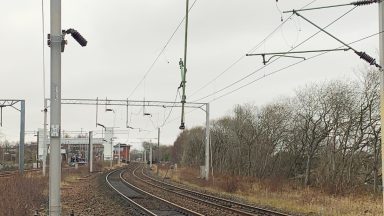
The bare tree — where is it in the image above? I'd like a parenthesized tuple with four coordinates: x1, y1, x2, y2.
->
(171, 68, 381, 193)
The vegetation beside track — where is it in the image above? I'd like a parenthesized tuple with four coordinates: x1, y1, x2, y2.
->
(155, 165, 381, 216)
(0, 172, 47, 215)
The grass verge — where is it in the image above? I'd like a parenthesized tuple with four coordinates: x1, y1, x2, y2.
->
(155, 165, 382, 216)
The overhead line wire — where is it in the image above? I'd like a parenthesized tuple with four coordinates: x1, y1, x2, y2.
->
(161, 88, 180, 127)
(189, 0, 319, 98)
(189, 16, 293, 98)
(135, 1, 321, 130)
(192, 5, 358, 102)
(209, 31, 384, 103)
(162, 0, 321, 128)
(128, 0, 198, 99)
(163, 30, 383, 128)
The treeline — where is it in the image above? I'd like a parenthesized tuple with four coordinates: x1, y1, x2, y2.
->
(172, 70, 381, 193)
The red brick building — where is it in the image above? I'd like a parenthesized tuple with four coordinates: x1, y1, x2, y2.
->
(113, 143, 130, 163)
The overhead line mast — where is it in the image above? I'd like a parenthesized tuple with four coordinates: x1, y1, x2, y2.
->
(378, 0, 384, 211)
(179, 0, 189, 130)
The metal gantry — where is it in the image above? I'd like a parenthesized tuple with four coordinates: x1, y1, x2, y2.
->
(43, 98, 211, 180)
(0, 99, 25, 175)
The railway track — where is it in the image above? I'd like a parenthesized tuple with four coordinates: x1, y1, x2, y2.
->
(106, 167, 202, 216)
(141, 166, 292, 216)
(122, 163, 292, 216)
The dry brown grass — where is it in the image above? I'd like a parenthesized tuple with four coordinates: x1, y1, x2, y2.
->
(0, 164, 119, 215)
(157, 165, 382, 216)
(0, 173, 48, 215)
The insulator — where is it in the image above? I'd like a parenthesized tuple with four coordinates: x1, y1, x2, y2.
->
(66, 28, 87, 47)
(352, 0, 379, 6)
(179, 58, 184, 68)
(71, 30, 87, 47)
(355, 51, 377, 65)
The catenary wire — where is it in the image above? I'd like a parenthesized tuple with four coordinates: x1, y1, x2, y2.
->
(163, 30, 383, 128)
(209, 31, 383, 103)
(189, 16, 293, 98)
(161, 88, 180, 127)
(189, 0, 319, 98)
(133, 0, 319, 129)
(128, 0, 198, 99)
(162, 0, 320, 127)
(192, 5, 358, 102)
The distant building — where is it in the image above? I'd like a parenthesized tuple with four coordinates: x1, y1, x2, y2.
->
(38, 128, 113, 162)
(113, 143, 131, 163)
(37, 131, 105, 163)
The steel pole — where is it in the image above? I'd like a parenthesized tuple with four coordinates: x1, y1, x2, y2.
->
(49, 0, 62, 214)
(118, 142, 121, 166)
(378, 0, 384, 211)
(205, 103, 210, 180)
(157, 127, 160, 176)
(19, 100, 25, 175)
(149, 142, 152, 168)
(89, 131, 93, 173)
(144, 150, 146, 164)
(36, 131, 39, 169)
(128, 146, 131, 162)
(110, 139, 112, 168)
(180, 0, 189, 129)
(43, 99, 47, 176)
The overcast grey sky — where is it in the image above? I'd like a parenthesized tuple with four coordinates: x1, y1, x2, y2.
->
(0, 0, 380, 150)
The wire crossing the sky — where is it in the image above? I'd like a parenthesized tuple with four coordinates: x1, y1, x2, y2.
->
(128, 0, 198, 99)
(189, 0, 319, 99)
(192, 5, 358, 103)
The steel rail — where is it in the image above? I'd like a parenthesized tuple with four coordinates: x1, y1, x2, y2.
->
(105, 169, 157, 216)
(138, 164, 292, 216)
(119, 168, 203, 216)
(107, 167, 202, 216)
(130, 164, 278, 216)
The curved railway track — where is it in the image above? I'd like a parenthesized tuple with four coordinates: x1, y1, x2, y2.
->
(106, 167, 202, 216)
(122, 163, 292, 216)
(139, 165, 291, 216)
